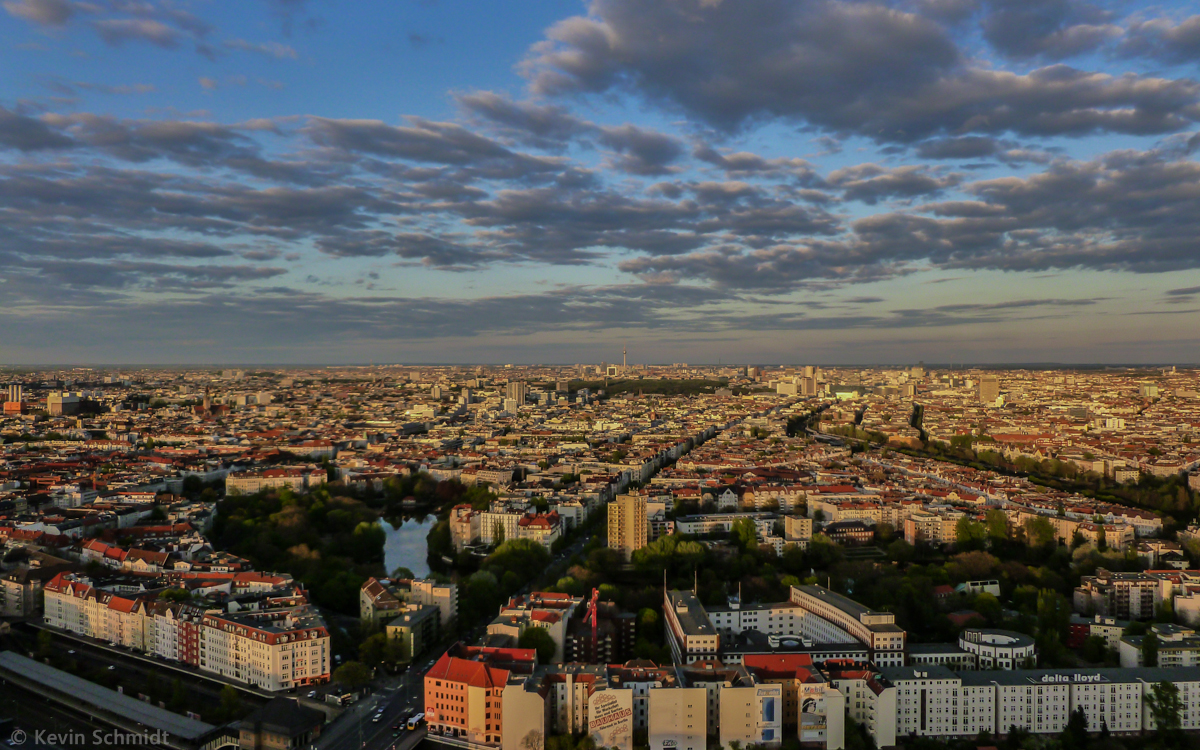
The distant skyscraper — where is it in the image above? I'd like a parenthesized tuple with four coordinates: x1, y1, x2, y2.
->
(979, 376, 1000, 403)
(6, 384, 22, 403)
(608, 494, 647, 561)
(505, 381, 527, 404)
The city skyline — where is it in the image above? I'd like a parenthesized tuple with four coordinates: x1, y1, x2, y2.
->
(3, 0, 1200, 363)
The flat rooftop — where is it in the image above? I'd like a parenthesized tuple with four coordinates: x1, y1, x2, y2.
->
(667, 589, 716, 636)
(794, 585, 905, 634)
(0, 650, 217, 741)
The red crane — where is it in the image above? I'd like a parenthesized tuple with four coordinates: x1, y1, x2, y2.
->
(585, 587, 600, 659)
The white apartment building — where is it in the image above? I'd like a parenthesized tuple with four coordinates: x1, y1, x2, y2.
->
(479, 509, 524, 545)
(43, 572, 329, 692)
(957, 629, 1037, 670)
(789, 586, 906, 666)
(664, 590, 720, 664)
(200, 609, 330, 691)
(225, 467, 327, 495)
(647, 686, 707, 750)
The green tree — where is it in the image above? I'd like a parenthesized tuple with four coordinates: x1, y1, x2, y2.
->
(333, 660, 372, 689)
(360, 632, 404, 668)
(1142, 630, 1159, 667)
(493, 520, 506, 546)
(1024, 516, 1056, 548)
(1036, 589, 1070, 665)
(731, 518, 759, 550)
(169, 678, 187, 712)
(218, 685, 243, 721)
(518, 626, 558, 664)
(955, 517, 987, 550)
(1061, 706, 1088, 750)
(36, 629, 54, 659)
(1145, 680, 1183, 746)
(984, 509, 1008, 543)
(1081, 635, 1108, 663)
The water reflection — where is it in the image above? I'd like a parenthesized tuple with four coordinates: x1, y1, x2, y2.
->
(381, 515, 435, 578)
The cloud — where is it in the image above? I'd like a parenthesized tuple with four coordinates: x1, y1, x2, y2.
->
(520, 0, 1200, 141)
(978, 0, 1119, 60)
(914, 136, 999, 160)
(457, 90, 590, 149)
(827, 163, 961, 204)
(3, 0, 74, 26)
(693, 144, 821, 181)
(458, 90, 682, 174)
(408, 32, 443, 48)
(1167, 285, 1200, 296)
(223, 38, 298, 59)
(594, 124, 683, 175)
(0, 106, 74, 150)
(1120, 16, 1200, 65)
(93, 18, 180, 48)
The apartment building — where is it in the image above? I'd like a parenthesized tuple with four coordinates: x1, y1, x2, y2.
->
(360, 576, 458, 634)
(479, 508, 524, 546)
(44, 572, 330, 691)
(225, 467, 327, 495)
(607, 493, 647, 561)
(199, 608, 330, 691)
(664, 590, 721, 665)
(490, 592, 582, 663)
(647, 686, 707, 750)
(957, 629, 1037, 670)
(425, 645, 538, 748)
(789, 586, 906, 667)
(1074, 568, 1161, 620)
(1120, 623, 1200, 668)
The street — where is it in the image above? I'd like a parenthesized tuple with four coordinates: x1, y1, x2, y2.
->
(317, 660, 428, 750)
(316, 527, 594, 750)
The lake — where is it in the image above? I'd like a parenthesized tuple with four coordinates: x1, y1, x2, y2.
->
(381, 516, 436, 578)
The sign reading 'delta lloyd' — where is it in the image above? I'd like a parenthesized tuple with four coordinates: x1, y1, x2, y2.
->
(1026, 673, 1112, 684)
(589, 689, 634, 750)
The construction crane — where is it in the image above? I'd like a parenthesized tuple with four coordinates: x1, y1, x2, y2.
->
(585, 587, 600, 659)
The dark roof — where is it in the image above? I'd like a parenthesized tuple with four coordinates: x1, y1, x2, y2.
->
(238, 698, 323, 738)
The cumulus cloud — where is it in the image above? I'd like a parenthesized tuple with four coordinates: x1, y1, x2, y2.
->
(827, 163, 962, 204)
(520, 0, 1199, 141)
(978, 0, 1120, 60)
(1120, 15, 1200, 65)
(0, 106, 74, 150)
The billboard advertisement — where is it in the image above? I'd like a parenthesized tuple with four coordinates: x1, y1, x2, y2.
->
(589, 689, 634, 750)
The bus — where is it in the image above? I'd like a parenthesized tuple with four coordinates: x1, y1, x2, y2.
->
(406, 713, 425, 731)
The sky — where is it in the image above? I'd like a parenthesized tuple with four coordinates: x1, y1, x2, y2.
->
(2, 0, 1200, 365)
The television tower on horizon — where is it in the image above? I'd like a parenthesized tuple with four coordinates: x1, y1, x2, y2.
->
(623, 344, 627, 372)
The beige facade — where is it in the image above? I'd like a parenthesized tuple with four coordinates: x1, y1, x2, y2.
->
(648, 686, 706, 750)
(718, 681, 783, 749)
(607, 494, 647, 561)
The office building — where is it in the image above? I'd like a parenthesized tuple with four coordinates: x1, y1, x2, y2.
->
(6, 384, 22, 403)
(957, 629, 1037, 669)
(789, 586, 906, 666)
(978, 376, 1000, 403)
(506, 381, 528, 405)
(607, 493, 647, 561)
